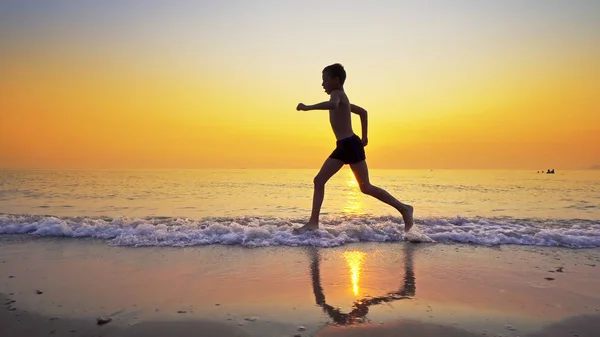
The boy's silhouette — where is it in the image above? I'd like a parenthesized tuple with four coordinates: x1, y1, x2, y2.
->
(295, 63, 413, 233)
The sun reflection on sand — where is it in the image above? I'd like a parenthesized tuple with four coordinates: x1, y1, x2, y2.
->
(343, 171, 364, 215)
(343, 251, 366, 296)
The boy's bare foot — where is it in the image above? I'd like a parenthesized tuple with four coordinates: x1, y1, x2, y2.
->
(293, 222, 319, 234)
(400, 205, 414, 232)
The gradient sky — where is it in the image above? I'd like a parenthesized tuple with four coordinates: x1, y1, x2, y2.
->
(1, 0, 599, 169)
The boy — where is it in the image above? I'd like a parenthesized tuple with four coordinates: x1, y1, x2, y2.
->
(294, 63, 414, 233)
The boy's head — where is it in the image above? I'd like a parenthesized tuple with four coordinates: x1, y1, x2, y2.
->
(322, 63, 346, 94)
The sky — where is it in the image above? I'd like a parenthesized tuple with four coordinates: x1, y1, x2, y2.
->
(1, 0, 599, 169)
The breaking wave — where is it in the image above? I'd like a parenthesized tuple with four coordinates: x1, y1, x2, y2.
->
(1, 213, 599, 248)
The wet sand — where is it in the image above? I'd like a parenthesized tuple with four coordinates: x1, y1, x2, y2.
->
(1, 235, 600, 336)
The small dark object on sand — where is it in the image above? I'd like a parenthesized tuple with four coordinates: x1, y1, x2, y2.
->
(545, 277, 555, 281)
(96, 317, 112, 325)
(36, 290, 43, 294)
(556, 267, 564, 272)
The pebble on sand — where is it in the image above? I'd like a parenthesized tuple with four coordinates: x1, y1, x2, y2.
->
(96, 317, 112, 325)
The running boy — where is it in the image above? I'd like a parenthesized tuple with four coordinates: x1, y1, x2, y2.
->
(294, 63, 414, 233)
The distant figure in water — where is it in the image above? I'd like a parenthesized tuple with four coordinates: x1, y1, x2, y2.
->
(294, 63, 414, 233)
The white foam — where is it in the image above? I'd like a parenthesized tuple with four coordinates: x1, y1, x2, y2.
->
(0, 214, 599, 248)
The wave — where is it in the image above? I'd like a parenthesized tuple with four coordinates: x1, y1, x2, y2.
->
(1, 213, 599, 248)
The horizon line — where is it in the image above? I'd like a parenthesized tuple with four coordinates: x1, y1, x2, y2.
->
(0, 167, 596, 171)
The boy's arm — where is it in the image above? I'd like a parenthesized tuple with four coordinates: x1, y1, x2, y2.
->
(351, 104, 368, 144)
(297, 91, 341, 111)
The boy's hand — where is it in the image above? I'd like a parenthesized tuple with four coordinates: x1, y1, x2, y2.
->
(361, 136, 368, 147)
(296, 103, 308, 111)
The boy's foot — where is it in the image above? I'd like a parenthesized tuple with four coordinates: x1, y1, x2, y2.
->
(400, 205, 414, 232)
(293, 222, 319, 234)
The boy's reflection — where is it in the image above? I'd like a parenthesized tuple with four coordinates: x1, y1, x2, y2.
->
(309, 244, 416, 325)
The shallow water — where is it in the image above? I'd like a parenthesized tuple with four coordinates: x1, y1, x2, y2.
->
(1, 169, 599, 247)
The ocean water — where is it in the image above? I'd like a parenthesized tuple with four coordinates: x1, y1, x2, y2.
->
(0, 169, 599, 248)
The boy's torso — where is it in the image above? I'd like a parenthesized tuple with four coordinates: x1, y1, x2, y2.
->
(329, 90, 354, 140)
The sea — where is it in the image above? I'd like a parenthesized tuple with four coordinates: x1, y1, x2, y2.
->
(0, 169, 599, 248)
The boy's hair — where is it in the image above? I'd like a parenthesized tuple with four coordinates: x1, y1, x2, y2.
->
(323, 63, 346, 85)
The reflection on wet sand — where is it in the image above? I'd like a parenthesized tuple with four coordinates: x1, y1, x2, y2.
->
(309, 244, 416, 325)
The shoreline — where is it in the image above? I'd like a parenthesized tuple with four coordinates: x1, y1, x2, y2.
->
(1, 237, 600, 336)
(4, 292, 600, 337)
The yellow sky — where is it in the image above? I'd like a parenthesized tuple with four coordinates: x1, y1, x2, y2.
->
(1, 1, 599, 169)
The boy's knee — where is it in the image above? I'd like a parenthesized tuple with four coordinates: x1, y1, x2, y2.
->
(359, 183, 374, 194)
(314, 176, 326, 187)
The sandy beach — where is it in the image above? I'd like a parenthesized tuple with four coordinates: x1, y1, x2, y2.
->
(2, 236, 600, 337)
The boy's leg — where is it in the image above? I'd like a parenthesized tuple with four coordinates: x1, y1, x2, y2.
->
(349, 160, 414, 232)
(295, 157, 344, 232)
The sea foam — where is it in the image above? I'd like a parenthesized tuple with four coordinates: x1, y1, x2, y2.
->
(1, 213, 599, 248)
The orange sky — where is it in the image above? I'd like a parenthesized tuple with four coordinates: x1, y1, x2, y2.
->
(1, 1, 599, 169)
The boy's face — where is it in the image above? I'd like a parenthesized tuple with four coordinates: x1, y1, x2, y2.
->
(322, 72, 339, 94)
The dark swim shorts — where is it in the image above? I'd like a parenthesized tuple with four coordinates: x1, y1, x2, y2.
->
(329, 134, 366, 164)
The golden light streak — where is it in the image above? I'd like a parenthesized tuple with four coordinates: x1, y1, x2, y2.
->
(343, 251, 366, 296)
(343, 172, 364, 215)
